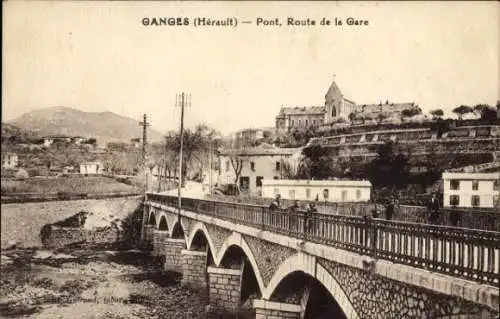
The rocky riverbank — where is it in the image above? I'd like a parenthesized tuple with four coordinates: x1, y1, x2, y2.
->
(0, 247, 211, 318)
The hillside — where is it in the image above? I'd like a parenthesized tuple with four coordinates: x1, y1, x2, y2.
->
(8, 106, 164, 144)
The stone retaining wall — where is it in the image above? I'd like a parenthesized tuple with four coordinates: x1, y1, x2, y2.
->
(42, 225, 123, 248)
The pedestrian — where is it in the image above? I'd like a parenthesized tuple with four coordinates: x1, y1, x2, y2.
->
(427, 193, 440, 224)
(269, 194, 281, 226)
(269, 194, 281, 211)
(385, 197, 395, 220)
(288, 200, 300, 232)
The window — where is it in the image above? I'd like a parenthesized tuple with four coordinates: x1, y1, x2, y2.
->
(276, 161, 281, 171)
(305, 188, 311, 199)
(250, 162, 255, 172)
(450, 180, 460, 190)
(494, 195, 499, 207)
(305, 120, 308, 126)
(341, 190, 348, 201)
(298, 120, 302, 126)
(471, 195, 480, 207)
(273, 176, 279, 180)
(472, 180, 479, 191)
(291, 120, 295, 126)
(256, 176, 263, 187)
(356, 189, 361, 200)
(313, 120, 316, 125)
(289, 190, 295, 199)
(323, 189, 329, 200)
(239, 176, 250, 191)
(226, 160, 230, 172)
(494, 180, 499, 191)
(449, 195, 459, 206)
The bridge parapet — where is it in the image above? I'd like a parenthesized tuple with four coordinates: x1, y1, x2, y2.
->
(146, 193, 500, 286)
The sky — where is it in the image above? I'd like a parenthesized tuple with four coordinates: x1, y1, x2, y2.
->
(3, 1, 499, 135)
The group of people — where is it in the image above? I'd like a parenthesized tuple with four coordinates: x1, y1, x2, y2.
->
(269, 194, 317, 237)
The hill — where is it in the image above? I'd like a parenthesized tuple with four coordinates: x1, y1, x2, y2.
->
(8, 106, 164, 144)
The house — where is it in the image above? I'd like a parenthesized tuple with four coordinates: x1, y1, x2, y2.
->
(442, 172, 500, 208)
(1, 152, 18, 169)
(261, 179, 372, 203)
(217, 143, 301, 195)
(79, 161, 104, 175)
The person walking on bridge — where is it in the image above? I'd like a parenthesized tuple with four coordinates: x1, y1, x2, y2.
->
(427, 193, 440, 224)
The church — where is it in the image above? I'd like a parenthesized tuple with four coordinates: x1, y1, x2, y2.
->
(275, 77, 419, 133)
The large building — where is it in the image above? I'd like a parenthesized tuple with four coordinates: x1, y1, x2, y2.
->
(275, 106, 325, 134)
(217, 143, 300, 195)
(442, 172, 499, 208)
(275, 77, 421, 130)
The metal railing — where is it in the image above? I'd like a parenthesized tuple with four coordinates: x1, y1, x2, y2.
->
(146, 193, 500, 286)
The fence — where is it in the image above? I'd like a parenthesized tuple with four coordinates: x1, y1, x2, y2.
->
(146, 193, 500, 286)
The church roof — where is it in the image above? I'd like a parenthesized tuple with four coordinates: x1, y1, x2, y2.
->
(278, 106, 325, 116)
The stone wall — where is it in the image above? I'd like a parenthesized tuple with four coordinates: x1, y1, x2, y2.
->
(41, 226, 87, 248)
(207, 267, 242, 312)
(152, 230, 169, 256)
(85, 227, 122, 244)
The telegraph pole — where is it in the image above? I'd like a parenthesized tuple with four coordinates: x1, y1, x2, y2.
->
(139, 114, 150, 192)
(176, 92, 190, 214)
(139, 114, 150, 167)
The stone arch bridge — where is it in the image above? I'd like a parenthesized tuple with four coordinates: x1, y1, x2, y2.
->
(142, 194, 499, 319)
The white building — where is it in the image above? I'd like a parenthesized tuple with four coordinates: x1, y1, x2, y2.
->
(217, 143, 300, 195)
(1, 152, 18, 169)
(261, 179, 372, 203)
(79, 161, 104, 175)
(442, 172, 500, 209)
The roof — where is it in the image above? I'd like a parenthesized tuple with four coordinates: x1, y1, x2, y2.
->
(219, 143, 300, 156)
(277, 106, 325, 116)
(442, 172, 499, 180)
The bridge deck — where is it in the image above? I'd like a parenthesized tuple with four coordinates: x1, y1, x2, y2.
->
(146, 193, 500, 286)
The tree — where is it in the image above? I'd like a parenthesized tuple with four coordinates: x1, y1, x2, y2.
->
(296, 145, 335, 180)
(473, 104, 498, 123)
(348, 112, 356, 125)
(452, 105, 474, 120)
(401, 108, 421, 118)
(430, 109, 444, 120)
(229, 156, 245, 184)
(366, 141, 410, 191)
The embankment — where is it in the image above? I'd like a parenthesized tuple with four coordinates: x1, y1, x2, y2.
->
(0, 196, 142, 249)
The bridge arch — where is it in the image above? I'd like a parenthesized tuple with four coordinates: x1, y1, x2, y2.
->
(265, 254, 359, 319)
(171, 220, 186, 240)
(148, 209, 157, 227)
(186, 222, 217, 257)
(158, 215, 168, 231)
(215, 233, 265, 298)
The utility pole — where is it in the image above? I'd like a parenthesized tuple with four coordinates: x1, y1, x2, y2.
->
(176, 92, 190, 214)
(209, 140, 213, 196)
(139, 114, 150, 191)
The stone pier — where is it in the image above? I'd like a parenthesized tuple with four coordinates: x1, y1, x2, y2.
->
(253, 300, 301, 319)
(180, 249, 208, 289)
(207, 266, 242, 312)
(152, 230, 169, 256)
(163, 238, 186, 272)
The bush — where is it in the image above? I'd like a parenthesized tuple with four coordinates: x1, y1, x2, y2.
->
(15, 168, 29, 180)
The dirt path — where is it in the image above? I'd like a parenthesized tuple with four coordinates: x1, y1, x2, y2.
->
(0, 247, 208, 318)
